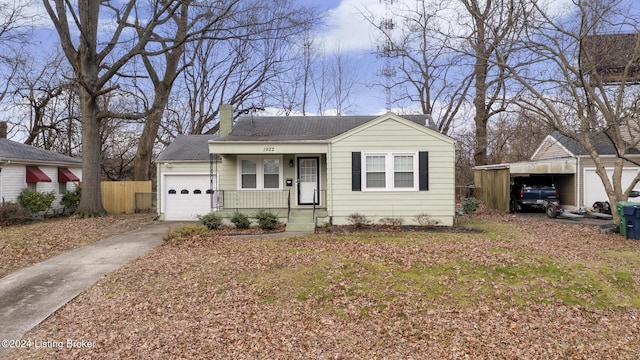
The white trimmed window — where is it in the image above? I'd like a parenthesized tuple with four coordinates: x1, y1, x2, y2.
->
(239, 156, 282, 190)
(363, 152, 418, 191)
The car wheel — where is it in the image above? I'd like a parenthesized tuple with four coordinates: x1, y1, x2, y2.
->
(546, 203, 558, 218)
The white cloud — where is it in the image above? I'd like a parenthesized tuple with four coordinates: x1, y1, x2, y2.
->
(316, 0, 578, 54)
(316, 0, 386, 53)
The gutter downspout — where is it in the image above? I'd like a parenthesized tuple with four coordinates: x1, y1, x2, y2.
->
(0, 159, 9, 205)
(328, 142, 333, 224)
(577, 156, 581, 208)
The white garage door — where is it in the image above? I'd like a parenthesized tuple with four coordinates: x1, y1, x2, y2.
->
(164, 174, 217, 221)
(583, 168, 640, 206)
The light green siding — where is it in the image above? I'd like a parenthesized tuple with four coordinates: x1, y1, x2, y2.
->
(328, 118, 455, 226)
(218, 154, 327, 212)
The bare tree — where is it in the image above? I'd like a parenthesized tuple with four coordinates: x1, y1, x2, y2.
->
(507, 0, 640, 224)
(133, 0, 317, 169)
(159, 0, 316, 137)
(101, 118, 140, 181)
(364, 0, 472, 133)
(43, 1, 263, 215)
(12, 53, 77, 150)
(0, 0, 32, 112)
(457, 0, 533, 166)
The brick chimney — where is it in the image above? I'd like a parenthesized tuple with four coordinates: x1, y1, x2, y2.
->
(219, 104, 233, 137)
(0, 121, 6, 139)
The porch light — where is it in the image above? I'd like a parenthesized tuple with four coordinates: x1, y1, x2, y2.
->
(289, 159, 294, 168)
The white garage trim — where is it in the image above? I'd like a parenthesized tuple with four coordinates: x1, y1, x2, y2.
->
(162, 172, 218, 221)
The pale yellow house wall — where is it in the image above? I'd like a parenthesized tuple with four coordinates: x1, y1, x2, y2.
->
(328, 118, 455, 226)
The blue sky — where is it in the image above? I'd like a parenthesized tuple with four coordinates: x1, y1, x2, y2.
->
(15, 0, 640, 119)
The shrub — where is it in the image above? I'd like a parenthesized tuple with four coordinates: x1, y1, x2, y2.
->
(461, 197, 483, 214)
(17, 189, 56, 215)
(346, 213, 371, 228)
(60, 186, 81, 213)
(0, 202, 33, 226)
(198, 212, 223, 229)
(164, 224, 208, 244)
(414, 213, 441, 226)
(231, 211, 251, 229)
(254, 209, 280, 230)
(379, 217, 404, 228)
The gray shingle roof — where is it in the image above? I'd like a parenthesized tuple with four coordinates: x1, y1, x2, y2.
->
(552, 131, 640, 155)
(218, 114, 434, 141)
(157, 134, 220, 161)
(0, 138, 81, 165)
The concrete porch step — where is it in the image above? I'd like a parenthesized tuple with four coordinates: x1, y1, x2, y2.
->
(286, 210, 315, 232)
(285, 222, 316, 232)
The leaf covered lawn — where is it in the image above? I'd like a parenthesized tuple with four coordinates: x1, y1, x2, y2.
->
(0, 214, 155, 278)
(8, 213, 640, 359)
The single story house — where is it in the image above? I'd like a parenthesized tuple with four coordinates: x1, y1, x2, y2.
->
(157, 107, 456, 230)
(0, 122, 81, 207)
(474, 131, 640, 212)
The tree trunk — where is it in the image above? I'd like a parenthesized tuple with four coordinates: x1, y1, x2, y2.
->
(75, 86, 107, 216)
(74, 0, 106, 217)
(133, 97, 165, 181)
(473, 57, 489, 166)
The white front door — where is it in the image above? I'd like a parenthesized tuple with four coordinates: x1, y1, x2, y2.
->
(298, 157, 319, 205)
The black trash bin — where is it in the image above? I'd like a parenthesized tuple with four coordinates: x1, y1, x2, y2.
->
(623, 205, 640, 240)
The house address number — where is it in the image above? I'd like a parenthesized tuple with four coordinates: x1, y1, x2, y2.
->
(264, 147, 275, 152)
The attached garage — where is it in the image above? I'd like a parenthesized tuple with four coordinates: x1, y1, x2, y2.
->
(156, 135, 220, 221)
(162, 174, 217, 221)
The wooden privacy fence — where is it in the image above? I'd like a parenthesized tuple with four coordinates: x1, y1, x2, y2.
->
(101, 181, 152, 214)
(473, 168, 510, 212)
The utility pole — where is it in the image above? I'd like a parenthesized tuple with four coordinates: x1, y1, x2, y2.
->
(377, 0, 397, 112)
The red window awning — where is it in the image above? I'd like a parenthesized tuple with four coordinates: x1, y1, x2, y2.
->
(58, 167, 80, 182)
(26, 166, 52, 183)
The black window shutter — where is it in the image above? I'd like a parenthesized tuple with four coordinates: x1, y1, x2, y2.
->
(419, 151, 429, 191)
(352, 152, 361, 191)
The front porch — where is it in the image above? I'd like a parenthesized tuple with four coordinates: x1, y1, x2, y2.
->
(214, 190, 328, 232)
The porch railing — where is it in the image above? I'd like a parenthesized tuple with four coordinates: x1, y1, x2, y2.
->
(313, 190, 327, 220)
(218, 190, 290, 211)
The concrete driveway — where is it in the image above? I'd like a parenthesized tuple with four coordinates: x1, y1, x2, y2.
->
(0, 222, 177, 358)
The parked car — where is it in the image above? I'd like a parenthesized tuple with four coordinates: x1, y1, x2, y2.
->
(510, 184, 559, 212)
(592, 189, 640, 215)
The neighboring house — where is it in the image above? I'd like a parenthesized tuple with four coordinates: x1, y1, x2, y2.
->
(475, 131, 640, 212)
(157, 107, 456, 229)
(0, 122, 82, 207)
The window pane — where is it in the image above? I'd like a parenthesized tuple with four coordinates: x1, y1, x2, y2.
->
(264, 174, 279, 188)
(366, 172, 385, 188)
(263, 159, 279, 174)
(394, 155, 414, 188)
(394, 155, 413, 171)
(394, 172, 414, 187)
(263, 159, 280, 188)
(242, 174, 257, 188)
(366, 155, 386, 188)
(242, 159, 256, 173)
(241, 159, 257, 189)
(366, 156, 385, 171)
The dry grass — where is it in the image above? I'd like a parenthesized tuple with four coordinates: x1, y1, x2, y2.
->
(7, 213, 640, 359)
(0, 214, 156, 278)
